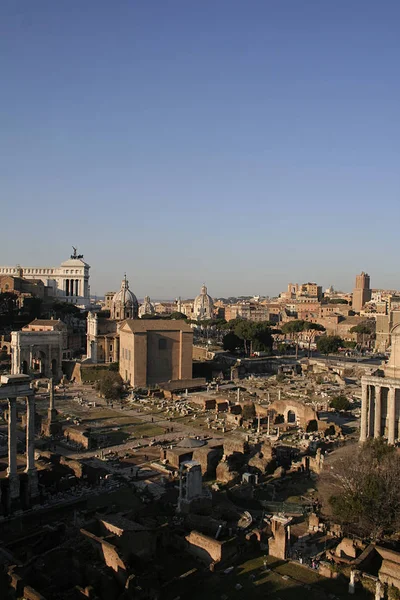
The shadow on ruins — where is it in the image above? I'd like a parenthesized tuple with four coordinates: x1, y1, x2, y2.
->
(2, 325, 400, 599)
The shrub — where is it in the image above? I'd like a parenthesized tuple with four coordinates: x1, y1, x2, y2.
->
(307, 419, 318, 432)
(96, 371, 123, 400)
(330, 396, 350, 411)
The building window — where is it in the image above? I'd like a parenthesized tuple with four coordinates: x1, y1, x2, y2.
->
(109, 345, 113, 351)
(109, 357, 113, 362)
(158, 338, 167, 350)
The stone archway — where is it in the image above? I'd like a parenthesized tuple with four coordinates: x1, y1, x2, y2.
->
(32, 350, 46, 375)
(287, 409, 296, 423)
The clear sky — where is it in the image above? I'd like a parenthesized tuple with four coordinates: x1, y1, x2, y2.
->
(1, 1, 399, 299)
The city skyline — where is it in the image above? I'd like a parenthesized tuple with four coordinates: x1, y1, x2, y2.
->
(2, 1, 400, 297)
(0, 249, 398, 300)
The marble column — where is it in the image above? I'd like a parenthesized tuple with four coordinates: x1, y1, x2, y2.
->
(29, 345, 34, 372)
(367, 385, 375, 437)
(7, 397, 20, 503)
(49, 378, 55, 411)
(360, 383, 368, 442)
(388, 387, 396, 445)
(26, 397, 35, 471)
(25, 396, 38, 497)
(374, 386, 382, 439)
(349, 569, 356, 594)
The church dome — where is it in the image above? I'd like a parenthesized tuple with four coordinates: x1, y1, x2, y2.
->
(111, 275, 138, 321)
(139, 295, 155, 318)
(193, 284, 214, 321)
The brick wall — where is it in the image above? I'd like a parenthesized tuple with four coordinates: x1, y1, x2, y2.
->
(185, 531, 236, 565)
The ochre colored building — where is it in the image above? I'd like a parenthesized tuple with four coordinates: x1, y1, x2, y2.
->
(119, 320, 193, 387)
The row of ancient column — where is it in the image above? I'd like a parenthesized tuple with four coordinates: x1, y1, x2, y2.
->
(360, 383, 397, 444)
(65, 278, 80, 297)
(3, 396, 38, 509)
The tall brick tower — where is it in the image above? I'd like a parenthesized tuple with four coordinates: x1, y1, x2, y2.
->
(352, 272, 372, 312)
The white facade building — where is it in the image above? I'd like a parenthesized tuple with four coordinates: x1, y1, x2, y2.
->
(0, 249, 90, 307)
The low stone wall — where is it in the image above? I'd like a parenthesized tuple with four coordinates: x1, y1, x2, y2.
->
(65, 362, 114, 384)
(185, 531, 237, 566)
(193, 346, 214, 361)
(64, 426, 91, 449)
(81, 528, 128, 583)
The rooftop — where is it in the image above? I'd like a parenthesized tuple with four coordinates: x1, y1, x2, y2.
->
(121, 319, 193, 333)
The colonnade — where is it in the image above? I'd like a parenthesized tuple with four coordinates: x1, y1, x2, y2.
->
(5, 396, 38, 509)
(360, 379, 399, 444)
(0, 375, 39, 511)
(65, 278, 80, 297)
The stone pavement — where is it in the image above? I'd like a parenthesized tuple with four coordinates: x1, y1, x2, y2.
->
(48, 383, 214, 460)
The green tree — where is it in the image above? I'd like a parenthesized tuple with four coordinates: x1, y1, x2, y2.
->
(343, 340, 357, 349)
(234, 320, 256, 356)
(222, 332, 243, 353)
(329, 439, 400, 538)
(0, 292, 18, 327)
(330, 395, 350, 411)
(316, 335, 343, 356)
(251, 323, 273, 353)
(96, 371, 123, 400)
(350, 320, 376, 349)
(212, 318, 228, 330)
(169, 311, 188, 320)
(307, 419, 318, 432)
(49, 301, 85, 319)
(277, 343, 286, 355)
(281, 320, 306, 359)
(227, 317, 248, 330)
(22, 296, 42, 320)
(303, 322, 326, 357)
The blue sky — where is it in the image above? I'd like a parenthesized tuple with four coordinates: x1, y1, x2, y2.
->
(1, 1, 399, 299)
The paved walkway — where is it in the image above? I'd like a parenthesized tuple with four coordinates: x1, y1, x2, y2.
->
(48, 384, 212, 460)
